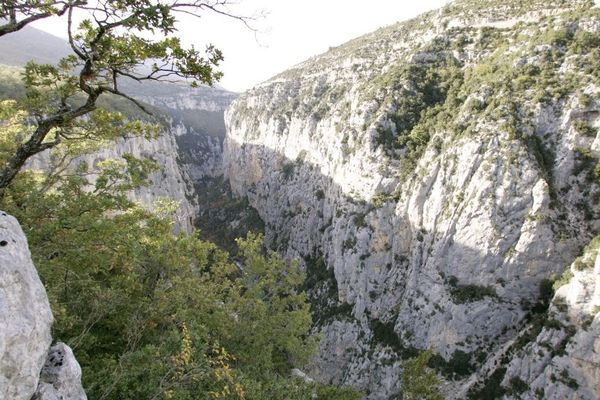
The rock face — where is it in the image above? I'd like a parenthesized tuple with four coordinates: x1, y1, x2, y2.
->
(33, 343, 87, 400)
(500, 239, 600, 400)
(224, 0, 600, 397)
(0, 212, 86, 400)
(0, 211, 53, 400)
(102, 83, 237, 232)
(125, 80, 238, 181)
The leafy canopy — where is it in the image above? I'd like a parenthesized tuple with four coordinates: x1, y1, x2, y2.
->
(401, 350, 444, 400)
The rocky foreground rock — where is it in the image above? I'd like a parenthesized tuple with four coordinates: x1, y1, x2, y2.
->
(0, 212, 86, 400)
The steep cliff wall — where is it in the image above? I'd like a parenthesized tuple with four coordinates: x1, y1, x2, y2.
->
(224, 0, 600, 398)
(499, 238, 600, 399)
(126, 80, 237, 181)
(61, 81, 237, 233)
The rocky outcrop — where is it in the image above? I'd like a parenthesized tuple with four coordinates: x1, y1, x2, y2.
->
(33, 343, 87, 400)
(0, 212, 86, 400)
(0, 211, 53, 400)
(224, 0, 600, 397)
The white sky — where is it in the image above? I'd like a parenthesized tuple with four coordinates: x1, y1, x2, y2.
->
(33, 0, 450, 92)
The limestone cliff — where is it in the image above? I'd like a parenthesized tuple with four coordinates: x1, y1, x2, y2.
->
(0, 212, 86, 400)
(122, 79, 237, 181)
(223, 0, 600, 398)
(500, 238, 600, 400)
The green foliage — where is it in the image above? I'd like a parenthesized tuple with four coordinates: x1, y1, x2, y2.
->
(300, 255, 354, 326)
(450, 283, 498, 304)
(282, 162, 295, 181)
(0, 110, 355, 399)
(342, 236, 357, 252)
(429, 350, 475, 379)
(538, 278, 555, 308)
(508, 376, 529, 395)
(369, 55, 462, 171)
(353, 212, 367, 228)
(401, 350, 443, 400)
(3, 167, 361, 398)
(573, 120, 597, 137)
(553, 268, 574, 291)
(372, 191, 395, 207)
(193, 176, 265, 255)
(525, 135, 555, 186)
(574, 147, 600, 185)
(467, 367, 507, 399)
(369, 319, 418, 360)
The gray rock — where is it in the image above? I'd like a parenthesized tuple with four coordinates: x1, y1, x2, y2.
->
(0, 212, 53, 400)
(33, 343, 87, 400)
(500, 242, 600, 400)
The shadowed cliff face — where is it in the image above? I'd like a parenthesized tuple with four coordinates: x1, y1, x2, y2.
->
(222, 138, 575, 397)
(223, 1, 600, 398)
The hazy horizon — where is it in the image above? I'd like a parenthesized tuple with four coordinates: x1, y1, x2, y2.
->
(30, 0, 449, 93)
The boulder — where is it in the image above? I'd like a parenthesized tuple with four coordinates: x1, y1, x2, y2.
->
(0, 211, 53, 400)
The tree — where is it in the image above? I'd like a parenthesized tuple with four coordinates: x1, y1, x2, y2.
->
(0, 155, 359, 398)
(401, 350, 444, 400)
(0, 0, 82, 36)
(0, 0, 245, 195)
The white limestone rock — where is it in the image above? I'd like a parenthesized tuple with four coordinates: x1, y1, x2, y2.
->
(0, 211, 53, 400)
(33, 343, 87, 400)
(501, 240, 600, 400)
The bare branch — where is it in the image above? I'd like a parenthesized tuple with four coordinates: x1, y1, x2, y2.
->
(101, 87, 153, 115)
(0, 1, 84, 37)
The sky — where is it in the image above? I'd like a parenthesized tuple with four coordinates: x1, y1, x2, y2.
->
(32, 0, 450, 93)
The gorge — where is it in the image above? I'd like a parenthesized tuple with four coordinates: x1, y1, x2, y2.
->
(1, 0, 600, 399)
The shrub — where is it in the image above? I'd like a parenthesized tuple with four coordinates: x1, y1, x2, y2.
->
(508, 376, 529, 395)
(573, 120, 597, 137)
(281, 162, 295, 180)
(402, 350, 443, 400)
(450, 284, 498, 303)
(429, 350, 475, 378)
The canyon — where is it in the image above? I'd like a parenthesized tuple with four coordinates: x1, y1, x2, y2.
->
(1, 0, 600, 398)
